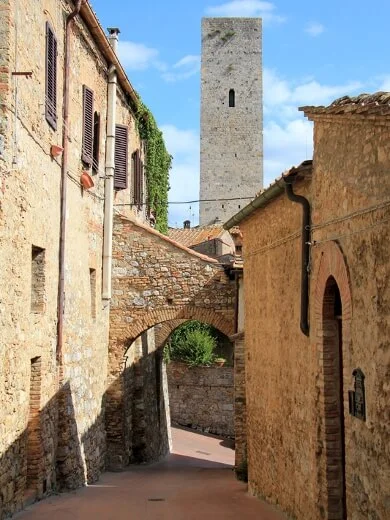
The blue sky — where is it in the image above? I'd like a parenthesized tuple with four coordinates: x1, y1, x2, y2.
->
(91, 0, 390, 227)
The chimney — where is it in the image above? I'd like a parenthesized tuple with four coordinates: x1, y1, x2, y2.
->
(107, 27, 120, 54)
(183, 220, 191, 229)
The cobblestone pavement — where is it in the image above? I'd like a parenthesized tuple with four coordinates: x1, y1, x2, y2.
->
(15, 427, 286, 520)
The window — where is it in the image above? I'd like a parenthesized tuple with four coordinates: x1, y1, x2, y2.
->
(114, 125, 128, 190)
(229, 88, 235, 107)
(82, 85, 94, 166)
(131, 149, 143, 208)
(31, 246, 45, 313)
(45, 22, 57, 129)
(92, 111, 100, 174)
(89, 268, 96, 319)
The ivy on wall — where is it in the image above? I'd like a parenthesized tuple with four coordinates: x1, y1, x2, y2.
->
(136, 101, 172, 234)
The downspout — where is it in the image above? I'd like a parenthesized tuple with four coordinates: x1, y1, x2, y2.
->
(102, 28, 120, 301)
(57, 0, 85, 368)
(283, 178, 311, 336)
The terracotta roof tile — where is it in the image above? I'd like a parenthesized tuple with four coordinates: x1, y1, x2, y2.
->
(168, 226, 225, 248)
(300, 91, 390, 117)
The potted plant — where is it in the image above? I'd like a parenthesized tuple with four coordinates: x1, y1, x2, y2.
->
(214, 357, 226, 367)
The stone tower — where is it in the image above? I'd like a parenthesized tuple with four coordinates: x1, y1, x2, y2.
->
(199, 18, 263, 226)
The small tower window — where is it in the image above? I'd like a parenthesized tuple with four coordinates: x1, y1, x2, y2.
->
(229, 89, 235, 107)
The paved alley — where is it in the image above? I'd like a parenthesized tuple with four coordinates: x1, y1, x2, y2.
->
(15, 427, 286, 520)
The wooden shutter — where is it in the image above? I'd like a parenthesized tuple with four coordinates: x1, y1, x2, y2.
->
(135, 149, 140, 205)
(82, 85, 94, 165)
(45, 22, 57, 130)
(138, 158, 144, 209)
(114, 125, 128, 190)
(132, 149, 143, 206)
(92, 112, 100, 173)
(131, 151, 136, 203)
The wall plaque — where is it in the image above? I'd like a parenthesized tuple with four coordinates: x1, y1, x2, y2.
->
(348, 368, 366, 421)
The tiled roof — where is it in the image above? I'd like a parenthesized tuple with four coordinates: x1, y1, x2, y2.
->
(168, 226, 225, 248)
(300, 91, 390, 117)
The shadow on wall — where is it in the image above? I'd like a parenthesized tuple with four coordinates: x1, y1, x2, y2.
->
(0, 347, 171, 520)
(0, 381, 85, 519)
(106, 339, 171, 469)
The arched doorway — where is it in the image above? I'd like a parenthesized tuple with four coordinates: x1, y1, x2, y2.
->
(314, 241, 352, 519)
(322, 276, 347, 520)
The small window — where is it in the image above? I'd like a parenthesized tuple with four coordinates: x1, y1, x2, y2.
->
(31, 246, 45, 313)
(82, 86, 94, 165)
(45, 22, 57, 129)
(114, 125, 128, 190)
(89, 268, 96, 319)
(229, 89, 235, 107)
(92, 111, 100, 174)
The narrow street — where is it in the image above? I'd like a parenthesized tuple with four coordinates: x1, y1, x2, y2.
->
(15, 427, 286, 520)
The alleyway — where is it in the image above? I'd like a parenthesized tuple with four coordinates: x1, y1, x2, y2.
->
(15, 427, 286, 520)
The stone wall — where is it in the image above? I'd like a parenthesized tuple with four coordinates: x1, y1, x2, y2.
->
(0, 1, 146, 517)
(167, 362, 234, 437)
(200, 18, 263, 225)
(241, 181, 315, 519)
(240, 112, 390, 519)
(309, 113, 390, 520)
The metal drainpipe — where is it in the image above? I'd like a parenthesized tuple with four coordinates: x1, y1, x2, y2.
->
(102, 28, 119, 302)
(283, 178, 311, 336)
(57, 0, 85, 369)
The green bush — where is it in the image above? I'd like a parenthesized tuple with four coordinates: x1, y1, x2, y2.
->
(165, 322, 217, 366)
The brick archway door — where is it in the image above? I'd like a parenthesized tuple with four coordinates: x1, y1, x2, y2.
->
(314, 241, 352, 520)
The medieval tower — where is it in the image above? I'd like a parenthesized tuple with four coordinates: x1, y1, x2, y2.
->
(199, 18, 263, 226)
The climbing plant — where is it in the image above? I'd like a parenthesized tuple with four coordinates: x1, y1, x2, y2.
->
(136, 100, 172, 234)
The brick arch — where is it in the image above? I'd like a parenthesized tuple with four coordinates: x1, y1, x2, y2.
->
(154, 319, 186, 350)
(122, 305, 234, 349)
(314, 241, 352, 320)
(313, 240, 352, 519)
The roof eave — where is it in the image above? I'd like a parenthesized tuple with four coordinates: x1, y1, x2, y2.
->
(224, 160, 312, 230)
(223, 181, 284, 230)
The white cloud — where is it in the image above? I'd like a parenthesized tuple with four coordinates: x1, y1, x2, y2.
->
(262, 69, 365, 185)
(205, 0, 285, 23)
(118, 42, 200, 83)
(264, 68, 364, 109)
(118, 41, 159, 70)
(264, 119, 313, 185)
(162, 55, 201, 83)
(160, 125, 199, 158)
(305, 22, 324, 37)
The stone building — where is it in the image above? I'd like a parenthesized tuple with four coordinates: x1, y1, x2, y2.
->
(199, 17, 263, 225)
(0, 0, 163, 517)
(225, 93, 390, 519)
(168, 221, 236, 261)
(0, 3, 239, 512)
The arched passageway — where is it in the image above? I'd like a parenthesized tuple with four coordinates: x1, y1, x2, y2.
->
(106, 214, 236, 468)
